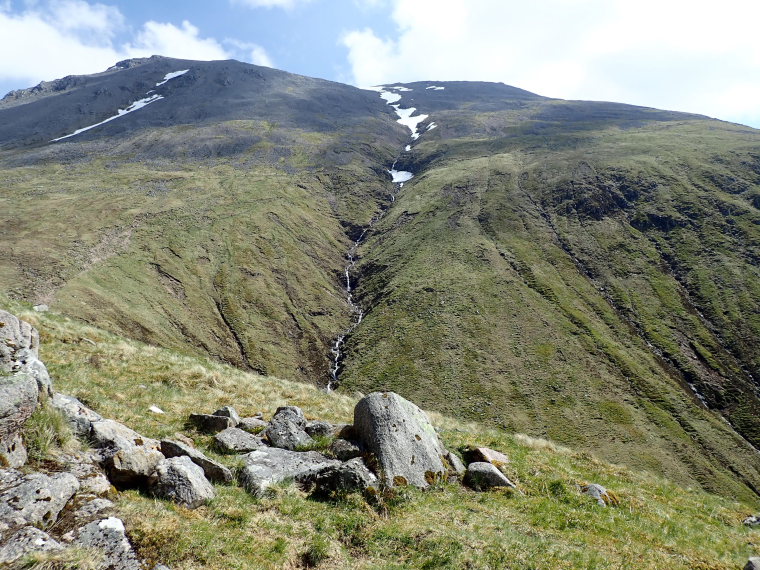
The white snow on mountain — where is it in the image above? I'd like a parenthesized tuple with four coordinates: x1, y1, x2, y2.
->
(426, 85, 445, 90)
(155, 69, 190, 87)
(392, 105, 429, 139)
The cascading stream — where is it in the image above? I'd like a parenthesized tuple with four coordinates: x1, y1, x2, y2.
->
(326, 84, 439, 391)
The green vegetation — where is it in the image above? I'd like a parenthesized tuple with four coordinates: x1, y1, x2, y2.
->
(23, 403, 76, 463)
(7, 303, 759, 569)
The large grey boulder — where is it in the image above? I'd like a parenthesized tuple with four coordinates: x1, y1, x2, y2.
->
(0, 370, 38, 467)
(0, 527, 63, 564)
(465, 447, 509, 467)
(238, 417, 268, 433)
(214, 427, 266, 454)
(301, 458, 378, 497)
(212, 405, 241, 425)
(51, 393, 103, 437)
(353, 392, 447, 488)
(265, 406, 314, 451)
(464, 462, 516, 491)
(73, 517, 141, 570)
(238, 447, 339, 497)
(188, 413, 235, 434)
(0, 471, 79, 533)
(149, 456, 215, 509)
(90, 419, 164, 489)
(161, 439, 233, 484)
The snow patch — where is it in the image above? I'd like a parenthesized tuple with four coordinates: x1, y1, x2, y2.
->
(149, 405, 165, 414)
(426, 85, 445, 90)
(51, 94, 164, 142)
(427, 122, 438, 130)
(98, 517, 125, 532)
(391, 105, 429, 140)
(388, 85, 412, 92)
(389, 169, 413, 184)
(405, 144, 411, 152)
(156, 69, 189, 87)
(380, 91, 402, 104)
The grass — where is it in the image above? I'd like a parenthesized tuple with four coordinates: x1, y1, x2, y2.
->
(4, 301, 760, 569)
(22, 403, 77, 463)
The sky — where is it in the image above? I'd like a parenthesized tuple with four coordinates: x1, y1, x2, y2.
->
(1, 0, 759, 128)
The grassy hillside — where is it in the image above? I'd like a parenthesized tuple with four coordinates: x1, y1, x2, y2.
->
(8, 299, 760, 569)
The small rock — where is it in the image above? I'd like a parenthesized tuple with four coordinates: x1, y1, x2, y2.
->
(214, 427, 266, 454)
(238, 417, 268, 433)
(0, 527, 63, 564)
(160, 439, 233, 483)
(149, 456, 215, 509)
(0, 432, 27, 469)
(301, 458, 378, 497)
(305, 420, 334, 438)
(173, 432, 195, 447)
(746, 558, 760, 570)
(0, 471, 79, 532)
(188, 413, 235, 434)
(90, 420, 164, 489)
(580, 483, 619, 507)
(149, 405, 165, 414)
(353, 392, 447, 488)
(330, 438, 363, 461)
(32, 304, 49, 312)
(465, 447, 509, 467)
(445, 451, 466, 476)
(212, 406, 241, 425)
(73, 517, 141, 570)
(265, 406, 313, 451)
(238, 447, 339, 497)
(73, 497, 115, 521)
(744, 515, 760, 526)
(464, 462, 516, 491)
(51, 393, 103, 437)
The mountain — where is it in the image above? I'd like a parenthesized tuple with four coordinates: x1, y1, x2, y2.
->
(2, 56, 760, 501)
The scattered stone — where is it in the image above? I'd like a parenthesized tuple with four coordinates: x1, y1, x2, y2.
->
(301, 458, 378, 497)
(188, 413, 235, 434)
(465, 447, 509, 467)
(149, 456, 215, 509)
(238, 447, 339, 497)
(0, 527, 63, 564)
(214, 427, 266, 454)
(464, 462, 516, 491)
(580, 483, 619, 507)
(51, 393, 103, 437)
(353, 392, 447, 488)
(90, 420, 164, 489)
(305, 420, 334, 438)
(445, 451, 466, 476)
(0, 471, 79, 532)
(330, 438, 363, 461)
(238, 417, 268, 433)
(212, 405, 241, 425)
(161, 439, 233, 484)
(32, 304, 49, 312)
(149, 405, 165, 414)
(744, 515, 760, 526)
(746, 558, 760, 570)
(265, 406, 314, 451)
(73, 517, 141, 570)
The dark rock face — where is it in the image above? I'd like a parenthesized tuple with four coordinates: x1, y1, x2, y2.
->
(212, 405, 241, 426)
(353, 392, 447, 488)
(305, 420, 334, 438)
(148, 456, 215, 509)
(330, 438, 363, 461)
(161, 439, 233, 483)
(265, 406, 314, 451)
(189, 413, 236, 434)
(463, 462, 516, 491)
(301, 458, 378, 497)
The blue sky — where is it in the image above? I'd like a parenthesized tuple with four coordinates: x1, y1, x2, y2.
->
(1, 0, 759, 128)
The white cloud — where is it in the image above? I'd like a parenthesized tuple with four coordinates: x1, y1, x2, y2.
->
(0, 1, 274, 94)
(231, 0, 311, 9)
(342, 0, 760, 127)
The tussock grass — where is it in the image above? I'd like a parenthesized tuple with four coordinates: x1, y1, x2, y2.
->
(6, 302, 759, 569)
(23, 403, 78, 463)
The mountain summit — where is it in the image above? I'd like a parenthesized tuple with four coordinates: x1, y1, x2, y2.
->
(2, 56, 760, 500)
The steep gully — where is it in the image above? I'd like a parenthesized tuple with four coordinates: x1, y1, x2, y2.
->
(327, 85, 440, 391)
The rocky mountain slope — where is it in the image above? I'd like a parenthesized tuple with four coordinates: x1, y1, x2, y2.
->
(2, 56, 760, 501)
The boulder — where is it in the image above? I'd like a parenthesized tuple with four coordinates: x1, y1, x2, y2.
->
(27, 358, 53, 399)
(0, 527, 63, 564)
(580, 483, 619, 507)
(238, 417, 268, 433)
(161, 439, 233, 483)
(0, 370, 38, 467)
(73, 517, 141, 570)
(265, 406, 314, 451)
(238, 447, 339, 497)
(464, 462, 516, 491)
(353, 392, 447, 488)
(212, 405, 241, 425)
(445, 451, 466, 476)
(214, 427, 266, 454)
(90, 420, 164, 489)
(305, 420, 334, 438)
(0, 471, 79, 533)
(746, 559, 760, 570)
(188, 413, 235, 434)
(149, 456, 215, 509)
(465, 447, 509, 467)
(0, 310, 38, 372)
(51, 393, 103, 437)
(744, 515, 760, 527)
(330, 438, 363, 461)
(301, 458, 378, 497)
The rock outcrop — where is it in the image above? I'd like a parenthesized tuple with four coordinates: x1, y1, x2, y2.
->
(265, 406, 314, 450)
(149, 456, 216, 509)
(353, 392, 447, 488)
(161, 438, 233, 483)
(90, 419, 164, 489)
(214, 427, 266, 453)
(464, 462, 516, 491)
(239, 447, 339, 497)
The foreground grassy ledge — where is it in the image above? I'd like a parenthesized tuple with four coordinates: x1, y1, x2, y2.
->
(12, 302, 759, 569)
